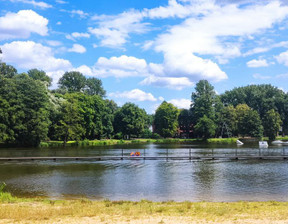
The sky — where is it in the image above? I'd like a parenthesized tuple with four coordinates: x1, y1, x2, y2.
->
(1, 0, 288, 114)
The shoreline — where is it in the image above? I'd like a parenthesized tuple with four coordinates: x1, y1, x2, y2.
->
(1, 195, 288, 223)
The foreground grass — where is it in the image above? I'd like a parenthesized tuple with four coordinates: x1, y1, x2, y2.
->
(1, 193, 288, 223)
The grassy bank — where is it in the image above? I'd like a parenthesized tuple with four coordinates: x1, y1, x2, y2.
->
(1, 193, 288, 224)
(39, 138, 240, 148)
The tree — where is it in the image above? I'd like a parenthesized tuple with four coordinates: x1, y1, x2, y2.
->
(85, 77, 106, 97)
(28, 69, 52, 86)
(52, 97, 84, 145)
(194, 115, 216, 139)
(191, 80, 216, 122)
(236, 104, 263, 138)
(102, 100, 118, 139)
(113, 103, 148, 139)
(263, 109, 282, 141)
(58, 71, 86, 93)
(0, 63, 17, 78)
(0, 73, 51, 146)
(154, 101, 179, 138)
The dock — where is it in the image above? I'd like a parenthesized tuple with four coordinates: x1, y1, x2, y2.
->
(0, 155, 288, 161)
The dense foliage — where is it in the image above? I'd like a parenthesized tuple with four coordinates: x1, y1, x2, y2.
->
(0, 61, 288, 146)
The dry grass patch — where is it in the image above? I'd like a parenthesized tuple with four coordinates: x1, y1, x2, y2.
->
(1, 199, 288, 223)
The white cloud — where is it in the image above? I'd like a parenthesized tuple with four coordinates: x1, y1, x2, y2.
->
(1, 41, 72, 87)
(0, 10, 48, 40)
(68, 44, 86, 53)
(151, 1, 288, 83)
(93, 55, 148, 78)
(253, 73, 271, 80)
(66, 32, 90, 41)
(70, 10, 89, 19)
(168, 98, 191, 109)
(276, 50, 288, 66)
(89, 10, 149, 48)
(247, 59, 269, 68)
(8, 0, 52, 9)
(109, 89, 157, 102)
(140, 75, 194, 90)
(1, 41, 72, 71)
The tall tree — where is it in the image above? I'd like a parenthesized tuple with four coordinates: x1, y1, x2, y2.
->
(154, 101, 179, 138)
(0, 63, 17, 78)
(85, 77, 106, 97)
(263, 109, 282, 141)
(113, 103, 148, 139)
(58, 71, 86, 93)
(191, 80, 217, 138)
(0, 73, 51, 146)
(28, 69, 52, 86)
(52, 97, 84, 145)
(191, 80, 216, 122)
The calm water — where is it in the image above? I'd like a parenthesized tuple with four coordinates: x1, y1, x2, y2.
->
(1, 142, 288, 202)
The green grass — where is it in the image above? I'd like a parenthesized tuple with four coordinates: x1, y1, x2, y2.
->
(39, 138, 242, 148)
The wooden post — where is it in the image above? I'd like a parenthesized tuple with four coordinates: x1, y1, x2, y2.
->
(166, 149, 168, 161)
(121, 149, 123, 160)
(189, 148, 191, 161)
(144, 148, 146, 160)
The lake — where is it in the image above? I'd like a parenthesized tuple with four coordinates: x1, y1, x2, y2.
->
(1, 142, 288, 202)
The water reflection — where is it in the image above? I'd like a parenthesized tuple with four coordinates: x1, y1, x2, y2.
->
(0, 143, 288, 201)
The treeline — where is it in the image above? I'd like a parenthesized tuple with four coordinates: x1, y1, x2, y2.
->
(153, 80, 288, 141)
(1, 62, 288, 147)
(0, 63, 153, 146)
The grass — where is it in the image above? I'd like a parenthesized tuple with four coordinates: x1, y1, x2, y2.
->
(1, 197, 288, 223)
(39, 138, 241, 148)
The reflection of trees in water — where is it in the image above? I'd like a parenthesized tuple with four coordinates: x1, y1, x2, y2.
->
(194, 161, 217, 191)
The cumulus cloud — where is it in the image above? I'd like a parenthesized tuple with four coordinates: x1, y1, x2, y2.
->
(168, 98, 191, 109)
(68, 44, 86, 53)
(247, 59, 269, 68)
(1, 41, 72, 87)
(276, 50, 288, 66)
(89, 10, 149, 48)
(140, 75, 194, 90)
(0, 10, 48, 40)
(7, 0, 52, 9)
(92, 55, 149, 78)
(109, 89, 157, 102)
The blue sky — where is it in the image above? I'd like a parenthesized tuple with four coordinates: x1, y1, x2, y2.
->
(1, 0, 288, 114)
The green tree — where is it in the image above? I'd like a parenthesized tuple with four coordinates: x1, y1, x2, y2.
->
(0, 63, 17, 78)
(28, 69, 52, 86)
(236, 104, 263, 138)
(0, 73, 51, 146)
(194, 115, 216, 139)
(58, 71, 86, 93)
(191, 80, 216, 122)
(85, 77, 106, 97)
(102, 100, 118, 139)
(154, 101, 179, 138)
(263, 109, 282, 140)
(53, 98, 84, 145)
(114, 103, 148, 139)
